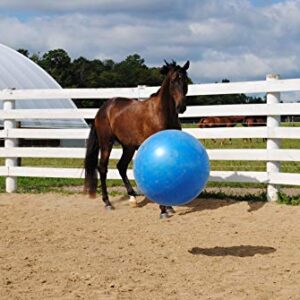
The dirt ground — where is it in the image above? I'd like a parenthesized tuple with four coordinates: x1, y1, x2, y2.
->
(0, 193, 300, 300)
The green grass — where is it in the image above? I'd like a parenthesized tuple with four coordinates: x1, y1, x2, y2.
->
(184, 122, 300, 174)
(278, 193, 300, 206)
(0, 176, 127, 194)
(5, 177, 82, 194)
(199, 190, 267, 202)
(0, 122, 299, 199)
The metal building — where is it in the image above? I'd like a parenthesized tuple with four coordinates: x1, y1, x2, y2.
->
(0, 43, 87, 129)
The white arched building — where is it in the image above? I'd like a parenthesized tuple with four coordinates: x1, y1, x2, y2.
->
(0, 43, 87, 129)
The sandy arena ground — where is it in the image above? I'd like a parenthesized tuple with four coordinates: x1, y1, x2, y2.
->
(0, 193, 300, 300)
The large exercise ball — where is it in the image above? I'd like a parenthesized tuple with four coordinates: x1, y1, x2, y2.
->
(133, 130, 210, 206)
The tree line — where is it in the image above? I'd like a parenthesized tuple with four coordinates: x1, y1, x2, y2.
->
(18, 48, 265, 108)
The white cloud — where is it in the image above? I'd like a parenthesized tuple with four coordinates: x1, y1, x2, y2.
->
(281, 91, 300, 102)
(190, 52, 299, 82)
(189, 19, 240, 47)
(0, 0, 299, 83)
(0, 0, 181, 15)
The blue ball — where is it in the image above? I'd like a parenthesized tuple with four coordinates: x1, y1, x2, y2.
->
(134, 130, 210, 206)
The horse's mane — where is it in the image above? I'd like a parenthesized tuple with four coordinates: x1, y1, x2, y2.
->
(150, 60, 183, 97)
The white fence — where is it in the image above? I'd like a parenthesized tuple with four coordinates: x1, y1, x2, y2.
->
(1, 73, 300, 201)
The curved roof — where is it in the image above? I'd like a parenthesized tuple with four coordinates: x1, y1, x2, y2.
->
(0, 43, 87, 128)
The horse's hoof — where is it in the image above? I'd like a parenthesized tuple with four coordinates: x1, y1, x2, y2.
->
(166, 207, 176, 214)
(160, 213, 169, 219)
(129, 196, 138, 208)
(105, 205, 114, 211)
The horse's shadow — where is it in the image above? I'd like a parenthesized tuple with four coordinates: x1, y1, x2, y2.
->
(188, 245, 276, 257)
(115, 195, 153, 208)
(179, 197, 234, 216)
(138, 197, 152, 207)
(178, 197, 266, 216)
(135, 195, 266, 214)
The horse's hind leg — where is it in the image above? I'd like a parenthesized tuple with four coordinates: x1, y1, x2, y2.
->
(117, 146, 138, 207)
(98, 143, 114, 210)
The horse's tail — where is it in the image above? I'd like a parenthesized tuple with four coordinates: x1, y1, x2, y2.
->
(84, 123, 100, 198)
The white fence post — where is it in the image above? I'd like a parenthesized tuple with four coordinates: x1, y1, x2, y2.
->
(3, 99, 17, 192)
(137, 85, 147, 100)
(266, 74, 281, 201)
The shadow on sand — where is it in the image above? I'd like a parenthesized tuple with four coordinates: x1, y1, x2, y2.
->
(137, 197, 152, 207)
(188, 245, 276, 257)
(178, 196, 267, 216)
(133, 194, 267, 215)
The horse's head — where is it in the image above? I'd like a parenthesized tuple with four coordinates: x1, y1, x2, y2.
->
(161, 60, 190, 114)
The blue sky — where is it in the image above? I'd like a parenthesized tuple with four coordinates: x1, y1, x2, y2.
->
(0, 0, 299, 92)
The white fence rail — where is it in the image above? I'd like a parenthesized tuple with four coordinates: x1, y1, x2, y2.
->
(1, 74, 300, 200)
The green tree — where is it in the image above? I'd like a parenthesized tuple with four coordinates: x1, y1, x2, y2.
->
(114, 54, 148, 87)
(19, 47, 264, 108)
(39, 49, 72, 87)
(71, 56, 90, 88)
(187, 79, 262, 106)
(17, 48, 30, 57)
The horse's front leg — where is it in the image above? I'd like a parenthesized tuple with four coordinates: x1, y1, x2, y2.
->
(117, 146, 138, 207)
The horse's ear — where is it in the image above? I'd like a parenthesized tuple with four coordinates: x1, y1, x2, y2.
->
(183, 60, 190, 71)
(161, 60, 170, 75)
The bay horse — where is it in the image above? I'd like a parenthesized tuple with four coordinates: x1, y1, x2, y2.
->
(243, 116, 267, 142)
(84, 60, 190, 218)
(198, 116, 241, 145)
(198, 116, 267, 144)
(244, 116, 266, 127)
